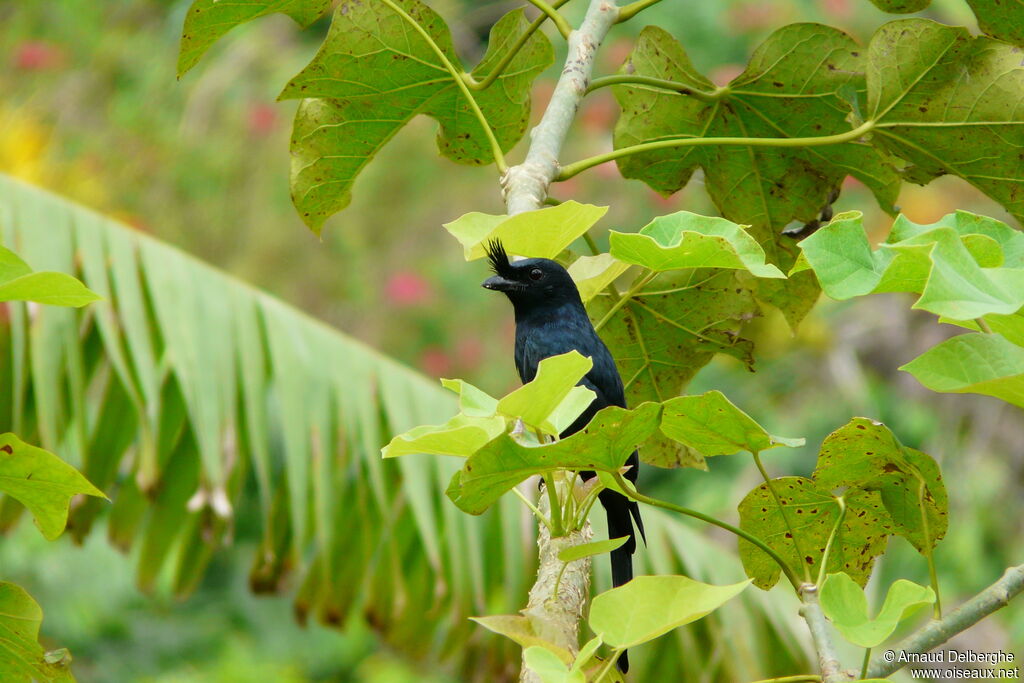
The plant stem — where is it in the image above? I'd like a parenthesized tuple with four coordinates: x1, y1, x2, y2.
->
(503, 0, 620, 214)
(749, 676, 821, 683)
(860, 648, 871, 680)
(556, 120, 877, 181)
(512, 486, 554, 532)
(816, 496, 845, 587)
(467, 0, 572, 91)
(752, 452, 813, 584)
(866, 563, 1024, 679)
(524, 0, 572, 39)
(586, 74, 725, 102)
(543, 472, 565, 536)
(976, 317, 994, 333)
(799, 583, 848, 683)
(582, 232, 601, 256)
(612, 473, 802, 591)
(378, 0, 507, 173)
(594, 648, 623, 681)
(616, 0, 664, 21)
(593, 270, 657, 332)
(917, 476, 942, 618)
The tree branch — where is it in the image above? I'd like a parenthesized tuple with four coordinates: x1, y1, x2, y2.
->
(499, 4, 620, 680)
(799, 583, 855, 683)
(503, 0, 620, 215)
(520, 494, 594, 683)
(866, 563, 1024, 679)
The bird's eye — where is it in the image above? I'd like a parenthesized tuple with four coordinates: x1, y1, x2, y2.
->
(529, 268, 544, 281)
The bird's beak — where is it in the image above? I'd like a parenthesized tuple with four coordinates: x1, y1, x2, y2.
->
(482, 275, 515, 291)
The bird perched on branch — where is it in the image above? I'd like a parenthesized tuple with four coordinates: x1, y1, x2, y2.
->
(482, 240, 644, 673)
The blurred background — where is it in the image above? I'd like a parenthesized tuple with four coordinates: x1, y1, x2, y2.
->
(0, 0, 1020, 680)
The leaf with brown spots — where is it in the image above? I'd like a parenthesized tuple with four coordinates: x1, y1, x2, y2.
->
(813, 417, 948, 554)
(738, 476, 892, 590)
(611, 24, 899, 245)
(586, 269, 760, 468)
(283, 2, 552, 232)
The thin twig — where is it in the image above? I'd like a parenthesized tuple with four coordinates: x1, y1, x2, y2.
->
(466, 0, 572, 91)
(866, 563, 1024, 679)
(556, 120, 877, 181)
(524, 0, 572, 39)
(799, 583, 851, 683)
(616, 0, 665, 22)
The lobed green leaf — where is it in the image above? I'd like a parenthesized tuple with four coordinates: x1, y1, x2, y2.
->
(609, 212, 785, 278)
(738, 476, 892, 589)
(866, 19, 1024, 223)
(0, 433, 106, 541)
(445, 202, 608, 261)
(660, 390, 803, 457)
(446, 403, 661, 514)
(0, 582, 74, 682)
(901, 333, 1024, 409)
(177, 0, 331, 76)
(286, 3, 552, 231)
(813, 418, 948, 554)
(820, 572, 934, 648)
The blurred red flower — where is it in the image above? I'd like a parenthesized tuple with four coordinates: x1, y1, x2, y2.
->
(14, 41, 64, 71)
(419, 346, 452, 377)
(385, 270, 432, 306)
(247, 103, 277, 137)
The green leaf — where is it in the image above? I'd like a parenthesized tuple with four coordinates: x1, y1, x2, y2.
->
(177, 0, 331, 76)
(612, 24, 898, 241)
(444, 202, 609, 261)
(381, 414, 506, 459)
(798, 211, 1024, 321)
(0, 244, 31, 281)
(571, 636, 602, 673)
(901, 333, 1024, 409)
(567, 254, 630, 303)
(813, 418, 948, 553)
(0, 433, 106, 541)
(0, 582, 75, 682)
(0, 245, 99, 307)
(286, 4, 552, 231)
(447, 403, 661, 514)
(610, 212, 785, 278)
(820, 572, 935, 648)
(470, 616, 574, 664)
(588, 268, 759, 468)
(557, 536, 629, 564)
(497, 351, 595, 436)
(866, 0, 930, 11)
(866, 19, 1024, 223)
(965, 0, 1024, 47)
(589, 575, 750, 648)
(738, 477, 892, 589)
(660, 390, 803, 457)
(523, 647, 584, 683)
(440, 378, 499, 417)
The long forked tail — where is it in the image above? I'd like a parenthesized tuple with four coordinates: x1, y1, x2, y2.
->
(599, 487, 645, 673)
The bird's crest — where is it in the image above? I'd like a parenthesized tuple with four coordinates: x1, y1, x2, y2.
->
(484, 239, 514, 278)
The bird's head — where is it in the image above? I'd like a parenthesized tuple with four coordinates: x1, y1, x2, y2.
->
(481, 240, 581, 309)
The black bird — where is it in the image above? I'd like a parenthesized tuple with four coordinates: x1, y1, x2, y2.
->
(482, 240, 644, 673)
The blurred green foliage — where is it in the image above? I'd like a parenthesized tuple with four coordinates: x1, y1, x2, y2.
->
(1, 0, 1021, 680)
